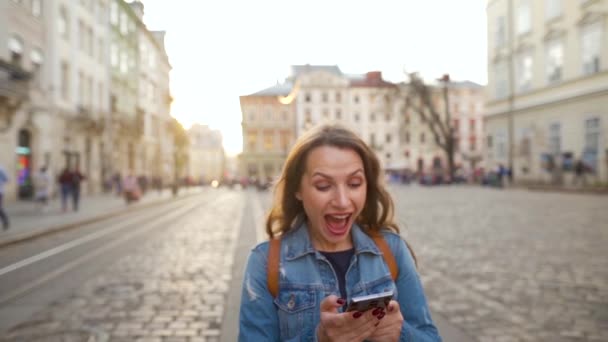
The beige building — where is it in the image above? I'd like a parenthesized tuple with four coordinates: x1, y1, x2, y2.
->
(188, 124, 225, 184)
(130, 1, 174, 183)
(0, 0, 48, 200)
(486, 0, 608, 185)
(239, 82, 297, 183)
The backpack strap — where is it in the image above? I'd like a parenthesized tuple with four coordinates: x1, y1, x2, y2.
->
(267, 234, 398, 298)
(371, 234, 399, 281)
(267, 238, 281, 298)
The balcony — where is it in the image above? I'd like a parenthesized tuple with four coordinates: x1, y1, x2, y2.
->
(74, 105, 105, 134)
(0, 59, 31, 131)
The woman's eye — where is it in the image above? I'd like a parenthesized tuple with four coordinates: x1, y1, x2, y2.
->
(315, 185, 330, 191)
(349, 183, 362, 188)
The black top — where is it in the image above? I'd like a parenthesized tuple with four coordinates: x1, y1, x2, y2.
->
(320, 248, 355, 301)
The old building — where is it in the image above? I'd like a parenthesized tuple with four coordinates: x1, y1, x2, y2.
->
(130, 1, 174, 184)
(239, 81, 296, 183)
(486, 0, 608, 185)
(188, 124, 224, 185)
(0, 0, 47, 200)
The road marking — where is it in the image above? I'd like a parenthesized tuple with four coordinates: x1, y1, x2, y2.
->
(0, 197, 205, 305)
(0, 197, 197, 278)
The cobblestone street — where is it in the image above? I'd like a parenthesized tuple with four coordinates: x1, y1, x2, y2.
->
(388, 185, 608, 342)
(1, 190, 245, 342)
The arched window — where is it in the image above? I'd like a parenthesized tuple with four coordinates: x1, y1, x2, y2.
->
(58, 7, 69, 38)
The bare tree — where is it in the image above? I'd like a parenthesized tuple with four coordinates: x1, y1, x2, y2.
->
(403, 72, 457, 181)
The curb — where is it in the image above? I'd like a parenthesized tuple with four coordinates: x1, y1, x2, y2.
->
(0, 191, 202, 248)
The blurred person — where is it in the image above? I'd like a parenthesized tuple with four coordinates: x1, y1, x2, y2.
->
(58, 167, 73, 212)
(239, 124, 441, 341)
(573, 158, 586, 187)
(71, 166, 86, 211)
(33, 166, 52, 212)
(122, 171, 141, 204)
(0, 163, 10, 230)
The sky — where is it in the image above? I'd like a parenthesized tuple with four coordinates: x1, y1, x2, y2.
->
(141, 0, 488, 156)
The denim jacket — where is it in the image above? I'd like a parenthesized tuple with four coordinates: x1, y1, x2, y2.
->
(238, 223, 442, 341)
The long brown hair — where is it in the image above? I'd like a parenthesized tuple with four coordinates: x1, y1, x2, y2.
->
(265, 123, 399, 234)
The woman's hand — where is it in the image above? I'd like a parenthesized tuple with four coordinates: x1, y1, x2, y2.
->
(367, 300, 404, 342)
(316, 295, 380, 342)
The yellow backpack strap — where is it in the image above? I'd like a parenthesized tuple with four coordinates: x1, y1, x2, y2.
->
(371, 235, 399, 281)
(267, 237, 281, 298)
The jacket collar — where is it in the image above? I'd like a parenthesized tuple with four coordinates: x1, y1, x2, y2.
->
(282, 221, 383, 260)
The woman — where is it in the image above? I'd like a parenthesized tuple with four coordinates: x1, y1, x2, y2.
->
(239, 124, 441, 341)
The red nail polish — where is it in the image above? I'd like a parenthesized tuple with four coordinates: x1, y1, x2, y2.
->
(375, 321, 380, 327)
(378, 312, 385, 319)
(337, 298, 345, 305)
(353, 311, 362, 319)
(388, 304, 394, 312)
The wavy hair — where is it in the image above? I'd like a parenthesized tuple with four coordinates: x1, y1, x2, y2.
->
(267, 122, 402, 230)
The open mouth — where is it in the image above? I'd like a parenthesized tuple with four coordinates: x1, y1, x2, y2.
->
(324, 213, 352, 236)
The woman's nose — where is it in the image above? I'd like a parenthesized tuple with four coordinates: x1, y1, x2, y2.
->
(332, 186, 349, 207)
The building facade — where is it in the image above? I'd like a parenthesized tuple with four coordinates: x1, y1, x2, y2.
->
(188, 124, 225, 184)
(486, 0, 608, 185)
(240, 82, 297, 183)
(131, 1, 174, 184)
(0, 0, 48, 200)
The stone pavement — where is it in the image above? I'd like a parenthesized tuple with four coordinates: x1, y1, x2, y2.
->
(0, 186, 205, 247)
(389, 185, 608, 341)
(0, 189, 244, 342)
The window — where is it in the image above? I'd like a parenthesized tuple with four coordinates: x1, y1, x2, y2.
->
(322, 109, 329, 119)
(548, 122, 561, 155)
(120, 12, 128, 35)
(280, 130, 291, 151)
(584, 117, 600, 171)
(304, 92, 311, 102)
(470, 119, 476, 131)
(120, 51, 127, 73)
(495, 16, 506, 48)
(335, 92, 341, 103)
(305, 109, 312, 124)
(487, 135, 493, 148)
(247, 130, 258, 151)
(59, 7, 69, 39)
(470, 136, 477, 151)
(495, 60, 508, 99)
(110, 43, 118, 67)
(335, 109, 341, 120)
(516, 52, 533, 92)
(385, 113, 391, 121)
(78, 71, 84, 106)
(516, 1, 531, 35)
(248, 111, 255, 122)
(405, 132, 410, 143)
(354, 113, 360, 122)
(354, 95, 359, 104)
(581, 21, 601, 75)
(453, 118, 460, 133)
(386, 134, 392, 143)
(420, 132, 425, 144)
(98, 82, 104, 110)
(545, 0, 561, 21)
(8, 35, 24, 66)
(370, 133, 376, 147)
(264, 130, 274, 151)
(32, 0, 42, 17)
(546, 39, 563, 83)
(98, 38, 104, 63)
(61, 61, 69, 100)
(370, 113, 376, 122)
(110, 1, 118, 25)
(322, 92, 328, 103)
(78, 20, 85, 51)
(98, 1, 105, 24)
(495, 132, 506, 159)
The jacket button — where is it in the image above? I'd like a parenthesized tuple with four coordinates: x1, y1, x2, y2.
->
(287, 294, 295, 309)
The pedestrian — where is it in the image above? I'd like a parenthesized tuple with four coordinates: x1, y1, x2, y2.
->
(122, 171, 141, 204)
(70, 166, 86, 211)
(573, 159, 586, 187)
(0, 163, 10, 230)
(33, 166, 52, 212)
(58, 167, 72, 212)
(238, 124, 442, 341)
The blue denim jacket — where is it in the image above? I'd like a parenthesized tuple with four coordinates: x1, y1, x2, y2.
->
(238, 223, 442, 341)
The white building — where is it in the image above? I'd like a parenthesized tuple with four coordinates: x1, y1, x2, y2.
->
(130, 1, 174, 183)
(486, 0, 608, 185)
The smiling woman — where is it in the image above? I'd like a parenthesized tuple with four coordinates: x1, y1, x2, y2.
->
(238, 123, 442, 341)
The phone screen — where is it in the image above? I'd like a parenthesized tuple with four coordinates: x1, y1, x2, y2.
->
(345, 290, 394, 312)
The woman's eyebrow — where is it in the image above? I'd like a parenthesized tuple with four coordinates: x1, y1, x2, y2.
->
(311, 169, 364, 178)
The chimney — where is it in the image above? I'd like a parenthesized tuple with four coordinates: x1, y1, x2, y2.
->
(366, 71, 382, 82)
(129, 1, 144, 20)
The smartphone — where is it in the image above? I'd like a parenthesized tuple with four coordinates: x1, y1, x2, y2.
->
(345, 290, 394, 312)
